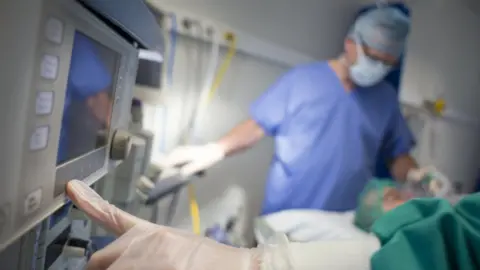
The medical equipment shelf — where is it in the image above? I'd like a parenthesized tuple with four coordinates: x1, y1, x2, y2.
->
(402, 102, 480, 130)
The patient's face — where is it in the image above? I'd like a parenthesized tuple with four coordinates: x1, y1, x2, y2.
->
(382, 187, 413, 212)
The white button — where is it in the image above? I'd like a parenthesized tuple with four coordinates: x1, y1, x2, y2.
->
(35, 91, 54, 115)
(45, 17, 63, 44)
(30, 126, 49, 151)
(40, 55, 59, 80)
(24, 189, 42, 216)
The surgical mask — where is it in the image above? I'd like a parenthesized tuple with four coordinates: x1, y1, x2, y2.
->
(349, 40, 392, 87)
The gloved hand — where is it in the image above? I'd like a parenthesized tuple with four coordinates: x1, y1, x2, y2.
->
(158, 143, 226, 177)
(407, 166, 451, 196)
(66, 180, 263, 270)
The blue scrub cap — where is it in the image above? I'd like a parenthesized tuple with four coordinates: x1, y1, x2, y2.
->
(348, 7, 410, 58)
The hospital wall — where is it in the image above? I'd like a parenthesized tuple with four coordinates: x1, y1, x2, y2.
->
(400, 0, 480, 192)
(148, 0, 363, 59)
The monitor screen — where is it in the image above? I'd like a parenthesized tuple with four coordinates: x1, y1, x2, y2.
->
(57, 31, 119, 165)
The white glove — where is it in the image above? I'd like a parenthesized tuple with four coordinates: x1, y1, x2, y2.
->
(406, 166, 434, 182)
(407, 166, 451, 197)
(158, 143, 226, 177)
(66, 180, 262, 270)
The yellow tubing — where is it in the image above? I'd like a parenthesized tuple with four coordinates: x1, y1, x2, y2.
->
(187, 184, 201, 235)
(208, 32, 238, 101)
(188, 32, 237, 235)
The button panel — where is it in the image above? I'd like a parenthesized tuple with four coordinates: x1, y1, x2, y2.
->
(45, 17, 64, 44)
(40, 55, 59, 80)
(31, 15, 61, 157)
(30, 126, 50, 151)
(24, 189, 42, 216)
(35, 91, 54, 115)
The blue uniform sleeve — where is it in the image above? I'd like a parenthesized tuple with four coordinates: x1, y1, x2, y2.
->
(382, 104, 416, 160)
(68, 32, 112, 98)
(249, 70, 297, 136)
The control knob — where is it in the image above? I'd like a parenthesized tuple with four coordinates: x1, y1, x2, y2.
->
(110, 129, 132, 160)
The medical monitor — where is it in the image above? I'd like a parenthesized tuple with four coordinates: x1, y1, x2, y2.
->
(56, 31, 120, 166)
(0, 0, 138, 251)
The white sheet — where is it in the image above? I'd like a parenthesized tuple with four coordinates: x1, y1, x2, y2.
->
(255, 209, 371, 244)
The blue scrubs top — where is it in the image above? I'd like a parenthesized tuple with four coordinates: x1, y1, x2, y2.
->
(57, 32, 112, 164)
(251, 62, 415, 215)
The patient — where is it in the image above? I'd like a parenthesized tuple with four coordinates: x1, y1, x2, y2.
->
(353, 180, 414, 232)
(256, 178, 457, 243)
(257, 180, 480, 270)
(255, 180, 410, 243)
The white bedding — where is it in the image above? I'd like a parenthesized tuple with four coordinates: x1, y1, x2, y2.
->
(255, 209, 371, 244)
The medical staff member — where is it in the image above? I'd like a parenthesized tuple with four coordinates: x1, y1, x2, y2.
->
(161, 8, 438, 215)
(58, 32, 113, 164)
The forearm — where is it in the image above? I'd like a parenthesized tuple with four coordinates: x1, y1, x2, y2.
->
(217, 119, 265, 156)
(390, 154, 418, 182)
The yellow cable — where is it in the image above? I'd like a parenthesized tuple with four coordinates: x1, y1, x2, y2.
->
(208, 32, 238, 101)
(187, 184, 201, 234)
(188, 32, 237, 235)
